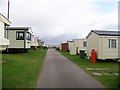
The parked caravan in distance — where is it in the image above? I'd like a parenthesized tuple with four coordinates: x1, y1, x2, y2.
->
(37, 38, 44, 48)
(61, 42, 69, 52)
(31, 34, 38, 49)
(73, 38, 87, 54)
(67, 41, 76, 55)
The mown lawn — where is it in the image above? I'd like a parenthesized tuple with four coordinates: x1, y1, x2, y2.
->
(0, 58, 1, 89)
(2, 48, 47, 88)
(58, 50, 119, 89)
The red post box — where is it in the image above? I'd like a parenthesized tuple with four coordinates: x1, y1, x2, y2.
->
(91, 49, 96, 63)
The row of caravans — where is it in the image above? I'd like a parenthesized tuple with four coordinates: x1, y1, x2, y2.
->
(59, 38, 87, 55)
(59, 30, 120, 60)
(0, 13, 43, 53)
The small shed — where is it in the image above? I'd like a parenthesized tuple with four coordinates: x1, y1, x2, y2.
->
(86, 30, 120, 60)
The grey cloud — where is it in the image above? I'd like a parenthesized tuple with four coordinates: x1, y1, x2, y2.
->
(103, 24, 118, 30)
(42, 34, 77, 45)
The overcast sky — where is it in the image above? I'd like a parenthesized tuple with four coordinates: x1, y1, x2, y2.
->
(0, 0, 119, 46)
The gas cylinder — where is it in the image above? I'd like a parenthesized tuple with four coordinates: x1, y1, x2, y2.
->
(91, 49, 97, 63)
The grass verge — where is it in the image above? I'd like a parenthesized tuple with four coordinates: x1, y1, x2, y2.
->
(2, 48, 47, 88)
(58, 50, 118, 89)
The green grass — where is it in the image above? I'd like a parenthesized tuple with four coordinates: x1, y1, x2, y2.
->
(0, 64, 1, 90)
(58, 50, 119, 89)
(2, 48, 47, 88)
(0, 54, 2, 89)
(94, 76, 118, 88)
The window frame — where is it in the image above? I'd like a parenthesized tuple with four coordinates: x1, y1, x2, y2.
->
(83, 41, 87, 47)
(108, 39, 117, 48)
(16, 32, 25, 40)
(26, 32, 31, 41)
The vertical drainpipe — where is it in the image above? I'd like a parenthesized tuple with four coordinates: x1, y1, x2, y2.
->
(24, 29, 26, 52)
(8, 0, 10, 20)
(7, 0, 10, 40)
(6, 25, 9, 60)
(5, 0, 10, 59)
(100, 36, 102, 59)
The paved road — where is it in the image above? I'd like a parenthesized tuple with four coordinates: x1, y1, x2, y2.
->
(36, 49, 105, 88)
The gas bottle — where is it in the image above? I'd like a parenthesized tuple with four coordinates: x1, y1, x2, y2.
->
(91, 49, 97, 63)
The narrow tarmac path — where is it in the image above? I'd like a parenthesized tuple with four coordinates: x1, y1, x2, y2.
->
(36, 49, 105, 88)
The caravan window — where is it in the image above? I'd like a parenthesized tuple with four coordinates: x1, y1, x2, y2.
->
(108, 39, 117, 48)
(16, 32, 24, 40)
(26, 32, 31, 41)
(83, 42, 87, 47)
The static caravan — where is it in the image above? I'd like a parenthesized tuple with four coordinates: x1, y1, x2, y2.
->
(59, 43, 62, 50)
(67, 41, 76, 55)
(7, 27, 32, 52)
(35, 37, 39, 47)
(86, 30, 120, 60)
(0, 13, 10, 51)
(73, 38, 87, 54)
(31, 34, 38, 48)
(67, 41, 73, 51)
(61, 42, 69, 52)
(37, 39, 44, 48)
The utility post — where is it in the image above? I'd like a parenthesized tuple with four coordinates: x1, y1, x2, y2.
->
(8, 0, 10, 19)
(118, 1, 120, 89)
(118, 60, 120, 88)
(6, 0, 10, 60)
